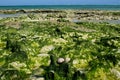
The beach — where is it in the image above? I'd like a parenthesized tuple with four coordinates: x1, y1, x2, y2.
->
(0, 7, 120, 80)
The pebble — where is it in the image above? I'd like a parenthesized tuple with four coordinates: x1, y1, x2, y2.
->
(57, 58, 65, 64)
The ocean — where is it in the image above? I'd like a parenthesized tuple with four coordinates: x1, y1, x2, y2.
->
(0, 5, 120, 10)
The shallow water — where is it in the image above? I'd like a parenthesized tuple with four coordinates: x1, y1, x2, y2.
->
(72, 19, 120, 24)
(0, 13, 28, 18)
(0, 13, 21, 18)
(104, 20, 120, 24)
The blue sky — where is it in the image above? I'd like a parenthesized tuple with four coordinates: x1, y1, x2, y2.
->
(0, 0, 120, 5)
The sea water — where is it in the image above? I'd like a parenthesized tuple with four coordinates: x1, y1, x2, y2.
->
(0, 5, 120, 10)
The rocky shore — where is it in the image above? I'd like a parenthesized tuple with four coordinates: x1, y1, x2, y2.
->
(0, 9, 120, 80)
(0, 9, 120, 22)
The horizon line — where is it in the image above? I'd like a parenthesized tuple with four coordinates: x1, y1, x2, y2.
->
(0, 4, 120, 6)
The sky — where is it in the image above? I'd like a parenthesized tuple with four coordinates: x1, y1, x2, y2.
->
(0, 0, 120, 6)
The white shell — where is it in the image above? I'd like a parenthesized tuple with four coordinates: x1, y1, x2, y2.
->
(57, 58, 65, 63)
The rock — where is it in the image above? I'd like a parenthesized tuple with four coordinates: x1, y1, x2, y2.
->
(36, 78, 45, 80)
(30, 76, 45, 80)
(40, 45, 55, 54)
(65, 58, 71, 63)
(37, 53, 49, 57)
(111, 68, 120, 79)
